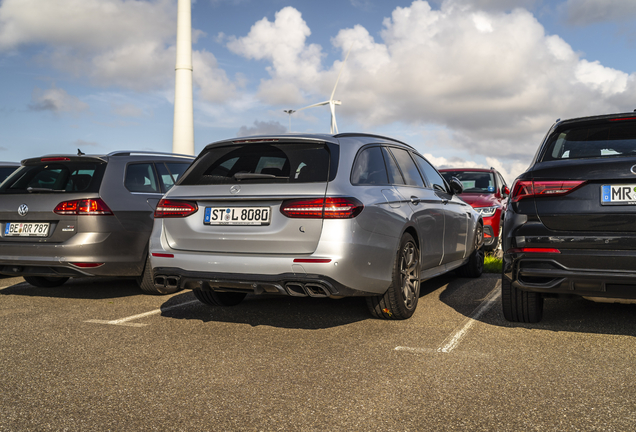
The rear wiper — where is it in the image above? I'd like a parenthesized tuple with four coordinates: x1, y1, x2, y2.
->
(233, 173, 288, 180)
(26, 187, 66, 193)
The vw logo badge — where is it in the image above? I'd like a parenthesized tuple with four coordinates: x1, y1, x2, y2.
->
(631, 165, 636, 175)
(18, 204, 28, 217)
(230, 185, 241, 194)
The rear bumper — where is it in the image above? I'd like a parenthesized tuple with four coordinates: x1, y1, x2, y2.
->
(0, 231, 148, 277)
(503, 250, 636, 299)
(152, 267, 372, 297)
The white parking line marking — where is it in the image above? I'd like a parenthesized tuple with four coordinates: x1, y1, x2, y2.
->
(395, 280, 501, 354)
(436, 282, 500, 353)
(85, 300, 199, 327)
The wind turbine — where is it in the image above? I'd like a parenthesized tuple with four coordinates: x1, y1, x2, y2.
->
(295, 44, 353, 134)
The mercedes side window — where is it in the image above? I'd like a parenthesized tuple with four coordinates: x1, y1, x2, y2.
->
(387, 148, 425, 188)
(381, 147, 405, 185)
(351, 146, 389, 185)
(125, 163, 160, 193)
(414, 155, 448, 193)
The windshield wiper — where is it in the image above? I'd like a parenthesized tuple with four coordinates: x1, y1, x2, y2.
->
(26, 187, 66, 193)
(233, 173, 289, 180)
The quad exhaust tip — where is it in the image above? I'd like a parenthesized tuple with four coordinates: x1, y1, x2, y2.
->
(284, 282, 330, 298)
(154, 275, 180, 289)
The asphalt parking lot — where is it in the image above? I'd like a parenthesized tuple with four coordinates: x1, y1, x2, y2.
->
(1, 273, 635, 431)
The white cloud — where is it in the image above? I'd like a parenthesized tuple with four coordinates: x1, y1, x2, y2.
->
(0, 0, 234, 100)
(227, 1, 636, 163)
(237, 120, 287, 137)
(28, 85, 89, 113)
(562, 0, 636, 25)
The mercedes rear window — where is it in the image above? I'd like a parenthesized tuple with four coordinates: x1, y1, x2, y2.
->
(0, 162, 105, 194)
(542, 121, 636, 161)
(179, 142, 339, 185)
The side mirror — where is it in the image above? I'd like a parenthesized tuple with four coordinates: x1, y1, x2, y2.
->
(450, 177, 463, 195)
(502, 185, 510, 197)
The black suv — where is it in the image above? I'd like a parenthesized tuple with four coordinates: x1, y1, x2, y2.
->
(0, 151, 194, 293)
(503, 112, 636, 322)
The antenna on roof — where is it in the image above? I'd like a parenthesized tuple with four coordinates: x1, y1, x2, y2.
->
(77, 149, 85, 156)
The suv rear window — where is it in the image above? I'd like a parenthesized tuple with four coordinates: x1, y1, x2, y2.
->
(0, 162, 104, 194)
(180, 142, 338, 185)
(542, 121, 636, 161)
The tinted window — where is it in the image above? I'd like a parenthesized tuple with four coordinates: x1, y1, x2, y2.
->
(0, 163, 102, 194)
(388, 148, 424, 187)
(156, 162, 190, 192)
(543, 122, 636, 161)
(125, 163, 160, 193)
(0, 167, 18, 183)
(180, 142, 336, 185)
(351, 147, 389, 185)
(440, 171, 495, 193)
(381, 148, 405, 185)
(414, 155, 447, 193)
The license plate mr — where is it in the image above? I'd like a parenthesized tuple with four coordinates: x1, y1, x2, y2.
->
(601, 185, 636, 205)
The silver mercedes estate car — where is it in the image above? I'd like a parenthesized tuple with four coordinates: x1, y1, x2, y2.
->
(149, 133, 484, 319)
(0, 151, 194, 293)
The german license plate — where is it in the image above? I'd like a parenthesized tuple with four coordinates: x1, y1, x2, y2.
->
(601, 185, 636, 205)
(204, 207, 271, 226)
(5, 222, 50, 237)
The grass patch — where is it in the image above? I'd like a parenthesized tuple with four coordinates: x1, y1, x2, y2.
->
(483, 253, 502, 274)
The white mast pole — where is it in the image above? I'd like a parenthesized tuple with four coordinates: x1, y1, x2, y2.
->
(172, 0, 194, 155)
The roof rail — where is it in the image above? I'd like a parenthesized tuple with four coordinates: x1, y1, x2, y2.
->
(333, 133, 414, 149)
(107, 151, 195, 158)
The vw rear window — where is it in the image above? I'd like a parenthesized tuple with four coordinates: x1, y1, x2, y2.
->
(179, 142, 338, 185)
(0, 162, 105, 194)
(542, 121, 636, 161)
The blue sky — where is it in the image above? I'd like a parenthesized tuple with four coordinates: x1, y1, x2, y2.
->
(2, 0, 636, 182)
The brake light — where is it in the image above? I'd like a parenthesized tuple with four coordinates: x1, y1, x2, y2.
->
(507, 248, 560, 254)
(41, 157, 71, 162)
(511, 180, 586, 202)
(70, 262, 105, 268)
(154, 199, 198, 218)
(293, 258, 332, 263)
(54, 199, 113, 215)
(280, 197, 363, 219)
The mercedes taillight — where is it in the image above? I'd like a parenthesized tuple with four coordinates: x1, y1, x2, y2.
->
(154, 199, 198, 218)
(280, 197, 363, 219)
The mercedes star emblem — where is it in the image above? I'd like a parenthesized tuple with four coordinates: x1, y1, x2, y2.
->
(230, 185, 241, 194)
(631, 165, 636, 175)
(18, 204, 28, 217)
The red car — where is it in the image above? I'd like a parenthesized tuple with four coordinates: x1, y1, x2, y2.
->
(440, 168, 509, 251)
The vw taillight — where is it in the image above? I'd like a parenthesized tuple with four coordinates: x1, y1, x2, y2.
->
(280, 197, 363, 219)
(154, 199, 198, 218)
(511, 180, 586, 203)
(54, 199, 113, 215)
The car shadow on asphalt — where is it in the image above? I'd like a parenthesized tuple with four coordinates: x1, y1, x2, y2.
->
(158, 273, 456, 330)
(439, 273, 636, 337)
(159, 291, 371, 329)
(0, 277, 142, 300)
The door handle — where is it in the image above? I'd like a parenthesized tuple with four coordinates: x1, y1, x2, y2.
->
(410, 196, 420, 205)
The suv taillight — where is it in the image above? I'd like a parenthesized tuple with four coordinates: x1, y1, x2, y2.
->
(280, 197, 363, 219)
(154, 199, 198, 218)
(54, 199, 113, 215)
(510, 180, 586, 203)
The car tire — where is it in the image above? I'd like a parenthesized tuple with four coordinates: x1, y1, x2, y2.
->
(457, 224, 484, 278)
(137, 255, 180, 295)
(366, 233, 420, 320)
(23, 276, 69, 288)
(193, 289, 246, 307)
(501, 274, 543, 323)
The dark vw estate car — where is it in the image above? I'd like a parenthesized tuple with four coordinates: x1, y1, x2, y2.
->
(150, 133, 484, 320)
(440, 168, 509, 250)
(0, 151, 194, 293)
(503, 112, 636, 322)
